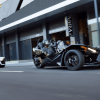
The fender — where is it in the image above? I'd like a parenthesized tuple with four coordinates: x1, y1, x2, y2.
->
(61, 51, 66, 66)
(65, 44, 87, 50)
(61, 44, 86, 66)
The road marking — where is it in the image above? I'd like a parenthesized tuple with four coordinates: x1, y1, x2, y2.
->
(0, 71, 24, 73)
(77, 95, 88, 98)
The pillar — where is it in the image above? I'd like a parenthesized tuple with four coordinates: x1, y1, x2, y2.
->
(71, 14, 80, 44)
(43, 22, 51, 40)
(15, 32, 19, 60)
(2, 35, 5, 57)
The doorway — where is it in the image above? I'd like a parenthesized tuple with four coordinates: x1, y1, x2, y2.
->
(51, 31, 70, 44)
(78, 12, 89, 45)
(31, 36, 43, 48)
(5, 44, 10, 61)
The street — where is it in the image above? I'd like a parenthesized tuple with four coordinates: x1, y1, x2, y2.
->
(0, 65, 100, 100)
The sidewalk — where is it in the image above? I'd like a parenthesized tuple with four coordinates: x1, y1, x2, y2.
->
(5, 60, 34, 66)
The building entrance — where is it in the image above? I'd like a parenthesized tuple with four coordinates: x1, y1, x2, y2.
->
(79, 19, 89, 45)
(5, 44, 10, 61)
(31, 36, 43, 48)
(51, 31, 70, 45)
(5, 43, 17, 61)
(78, 12, 89, 45)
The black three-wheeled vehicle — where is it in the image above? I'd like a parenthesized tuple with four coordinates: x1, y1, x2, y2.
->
(33, 39, 100, 71)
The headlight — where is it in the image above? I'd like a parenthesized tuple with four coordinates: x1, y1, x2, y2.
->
(80, 46, 87, 52)
(35, 50, 43, 55)
(88, 48, 97, 53)
(33, 48, 43, 55)
(33, 48, 35, 52)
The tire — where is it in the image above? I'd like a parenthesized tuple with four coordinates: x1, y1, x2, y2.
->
(64, 50, 84, 71)
(0, 65, 5, 68)
(33, 57, 44, 68)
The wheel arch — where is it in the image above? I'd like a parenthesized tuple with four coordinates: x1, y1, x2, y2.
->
(64, 49, 84, 70)
(61, 45, 85, 66)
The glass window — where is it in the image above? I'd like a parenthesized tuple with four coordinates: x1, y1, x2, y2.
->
(91, 31, 99, 47)
(89, 23, 97, 32)
(87, 10, 100, 47)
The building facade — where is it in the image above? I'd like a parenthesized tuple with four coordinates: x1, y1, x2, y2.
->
(0, 0, 100, 61)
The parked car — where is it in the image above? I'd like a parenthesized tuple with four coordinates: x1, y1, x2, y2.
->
(0, 57, 5, 68)
(32, 39, 100, 71)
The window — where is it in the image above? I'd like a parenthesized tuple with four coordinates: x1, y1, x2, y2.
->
(88, 17, 100, 47)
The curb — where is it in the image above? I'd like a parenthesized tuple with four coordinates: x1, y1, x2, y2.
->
(6, 60, 33, 64)
(5, 60, 34, 66)
(5, 62, 34, 66)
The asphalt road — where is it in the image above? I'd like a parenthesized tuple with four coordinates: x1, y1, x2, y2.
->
(0, 65, 100, 100)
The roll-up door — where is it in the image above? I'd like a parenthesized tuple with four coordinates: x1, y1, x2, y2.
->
(9, 43, 17, 60)
(19, 39, 32, 60)
(6, 33, 15, 44)
(0, 38, 2, 56)
(48, 19, 66, 34)
(19, 27, 43, 41)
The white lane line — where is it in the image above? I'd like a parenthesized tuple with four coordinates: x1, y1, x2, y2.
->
(0, 71, 24, 73)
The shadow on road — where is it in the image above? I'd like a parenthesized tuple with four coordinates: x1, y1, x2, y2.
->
(82, 66, 100, 71)
(44, 66, 100, 71)
(45, 67, 67, 70)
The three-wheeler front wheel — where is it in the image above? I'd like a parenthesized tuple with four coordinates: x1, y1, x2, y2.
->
(64, 50, 84, 71)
